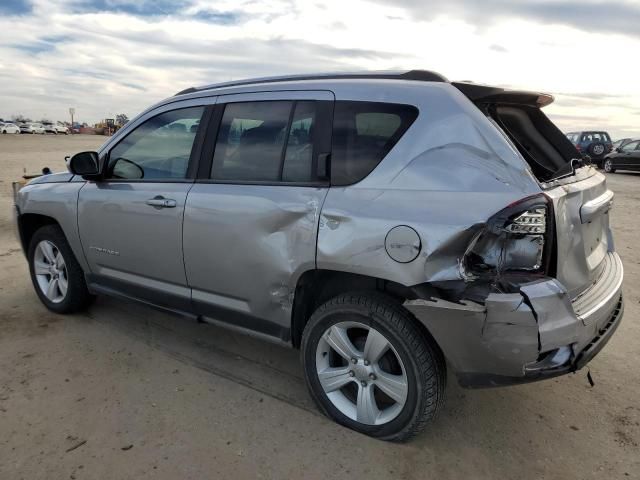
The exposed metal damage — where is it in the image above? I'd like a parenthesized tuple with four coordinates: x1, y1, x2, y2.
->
(405, 261, 623, 387)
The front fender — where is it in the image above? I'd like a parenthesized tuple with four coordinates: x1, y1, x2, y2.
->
(16, 182, 89, 272)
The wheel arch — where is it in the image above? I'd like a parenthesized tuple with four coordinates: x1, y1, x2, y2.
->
(290, 269, 438, 349)
(17, 213, 60, 254)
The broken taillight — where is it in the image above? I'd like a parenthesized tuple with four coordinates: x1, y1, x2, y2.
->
(463, 194, 554, 278)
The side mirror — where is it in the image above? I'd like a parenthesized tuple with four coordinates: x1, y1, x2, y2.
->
(69, 151, 100, 179)
(616, 147, 622, 153)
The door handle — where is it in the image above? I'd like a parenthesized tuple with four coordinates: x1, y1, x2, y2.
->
(146, 196, 177, 208)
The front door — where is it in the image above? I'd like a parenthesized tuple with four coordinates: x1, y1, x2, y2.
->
(183, 91, 333, 340)
(78, 105, 206, 310)
(617, 140, 640, 170)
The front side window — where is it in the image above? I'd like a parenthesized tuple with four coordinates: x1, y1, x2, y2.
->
(331, 101, 418, 185)
(621, 141, 639, 152)
(211, 101, 319, 183)
(107, 106, 204, 180)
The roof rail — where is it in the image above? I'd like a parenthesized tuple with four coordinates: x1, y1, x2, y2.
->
(174, 69, 448, 96)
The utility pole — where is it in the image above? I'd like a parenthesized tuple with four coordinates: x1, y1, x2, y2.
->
(69, 107, 75, 134)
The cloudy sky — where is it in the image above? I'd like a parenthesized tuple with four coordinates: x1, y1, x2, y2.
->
(0, 0, 638, 138)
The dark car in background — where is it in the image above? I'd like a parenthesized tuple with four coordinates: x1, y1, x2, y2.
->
(566, 131, 613, 167)
(603, 139, 640, 173)
(612, 138, 633, 150)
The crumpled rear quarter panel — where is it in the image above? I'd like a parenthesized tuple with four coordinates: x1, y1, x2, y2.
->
(317, 83, 541, 286)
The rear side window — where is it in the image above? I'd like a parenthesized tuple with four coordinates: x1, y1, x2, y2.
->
(211, 101, 320, 183)
(331, 101, 418, 185)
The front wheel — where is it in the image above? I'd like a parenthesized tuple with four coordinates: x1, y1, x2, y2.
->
(28, 225, 93, 313)
(302, 293, 446, 442)
(604, 158, 616, 173)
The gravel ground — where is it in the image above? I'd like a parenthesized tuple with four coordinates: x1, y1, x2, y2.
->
(0, 134, 638, 479)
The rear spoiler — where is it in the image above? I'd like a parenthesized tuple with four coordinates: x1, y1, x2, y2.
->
(453, 82, 554, 108)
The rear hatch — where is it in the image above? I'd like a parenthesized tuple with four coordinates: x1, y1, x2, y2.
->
(454, 82, 614, 298)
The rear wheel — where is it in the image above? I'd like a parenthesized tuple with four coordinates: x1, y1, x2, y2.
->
(302, 292, 446, 442)
(28, 225, 93, 313)
(604, 158, 616, 173)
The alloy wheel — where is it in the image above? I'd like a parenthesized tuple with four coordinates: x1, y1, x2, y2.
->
(315, 321, 408, 426)
(33, 240, 68, 303)
(604, 159, 612, 173)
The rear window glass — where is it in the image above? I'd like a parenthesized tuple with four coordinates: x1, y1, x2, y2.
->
(331, 101, 418, 185)
(582, 132, 611, 142)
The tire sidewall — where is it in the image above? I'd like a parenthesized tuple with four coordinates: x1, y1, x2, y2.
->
(302, 301, 430, 440)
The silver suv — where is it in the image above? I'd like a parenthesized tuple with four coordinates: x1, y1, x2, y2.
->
(14, 70, 624, 441)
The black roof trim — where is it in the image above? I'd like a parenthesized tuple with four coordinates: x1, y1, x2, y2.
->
(174, 69, 448, 96)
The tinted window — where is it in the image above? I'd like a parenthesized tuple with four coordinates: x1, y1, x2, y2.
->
(621, 141, 639, 152)
(283, 101, 316, 182)
(211, 101, 319, 183)
(331, 101, 418, 185)
(107, 107, 204, 180)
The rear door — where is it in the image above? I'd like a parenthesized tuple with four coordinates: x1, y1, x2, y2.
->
(183, 91, 333, 340)
(632, 142, 640, 169)
(78, 103, 210, 311)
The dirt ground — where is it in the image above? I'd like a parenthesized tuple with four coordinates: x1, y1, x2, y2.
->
(0, 134, 638, 479)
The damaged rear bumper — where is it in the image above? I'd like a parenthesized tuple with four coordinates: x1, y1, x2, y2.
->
(404, 252, 624, 388)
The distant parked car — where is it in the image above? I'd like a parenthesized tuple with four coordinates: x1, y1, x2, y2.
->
(42, 123, 56, 134)
(603, 139, 640, 173)
(20, 123, 46, 134)
(42, 122, 69, 134)
(54, 123, 70, 134)
(565, 131, 613, 167)
(1, 122, 21, 134)
(611, 138, 633, 150)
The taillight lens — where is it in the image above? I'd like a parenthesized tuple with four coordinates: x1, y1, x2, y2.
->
(463, 194, 553, 277)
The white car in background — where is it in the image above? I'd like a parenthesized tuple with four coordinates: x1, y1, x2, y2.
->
(42, 122, 69, 134)
(1, 122, 21, 134)
(54, 123, 69, 134)
(20, 123, 46, 134)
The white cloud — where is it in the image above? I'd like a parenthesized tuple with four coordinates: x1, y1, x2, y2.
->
(0, 0, 638, 138)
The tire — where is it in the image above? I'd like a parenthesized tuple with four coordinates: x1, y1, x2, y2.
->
(604, 158, 616, 173)
(28, 225, 93, 314)
(302, 292, 446, 442)
(589, 142, 605, 157)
